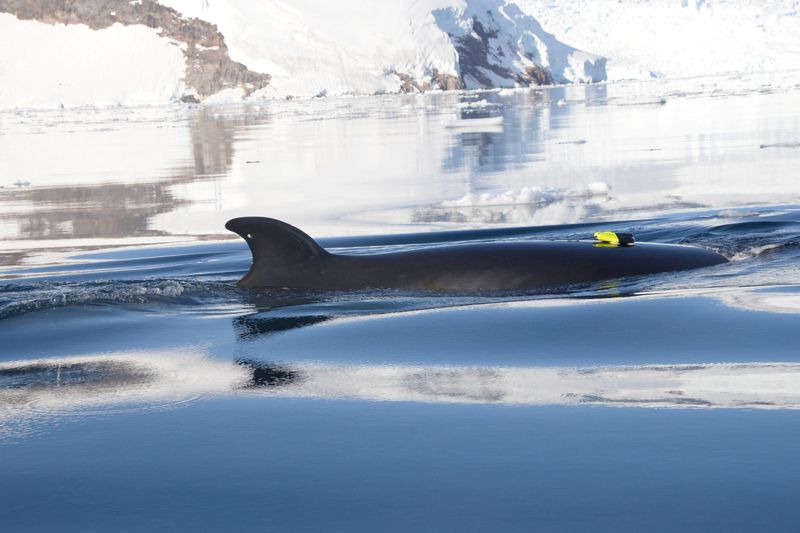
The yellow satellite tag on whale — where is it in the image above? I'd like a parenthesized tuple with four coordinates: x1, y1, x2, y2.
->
(594, 231, 635, 246)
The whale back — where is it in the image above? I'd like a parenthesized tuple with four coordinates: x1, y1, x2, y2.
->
(225, 217, 728, 292)
(225, 217, 328, 286)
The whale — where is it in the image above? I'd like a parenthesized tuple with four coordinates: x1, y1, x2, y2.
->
(225, 217, 728, 292)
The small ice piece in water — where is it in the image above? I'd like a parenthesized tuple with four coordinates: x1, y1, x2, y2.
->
(456, 100, 497, 109)
(445, 116, 504, 131)
(440, 182, 610, 207)
(759, 142, 800, 149)
(615, 97, 667, 106)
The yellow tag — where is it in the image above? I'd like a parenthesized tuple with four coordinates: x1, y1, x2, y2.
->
(594, 231, 620, 244)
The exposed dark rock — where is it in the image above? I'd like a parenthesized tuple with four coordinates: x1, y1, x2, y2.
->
(0, 0, 270, 100)
(452, 16, 554, 88)
(524, 65, 554, 85)
(433, 69, 463, 91)
(180, 94, 201, 104)
(391, 68, 463, 93)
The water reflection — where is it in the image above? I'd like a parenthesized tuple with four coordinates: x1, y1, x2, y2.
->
(0, 106, 270, 244)
(716, 288, 800, 315)
(2, 73, 799, 252)
(233, 314, 333, 339)
(2, 181, 188, 241)
(3, 350, 800, 439)
(442, 89, 549, 176)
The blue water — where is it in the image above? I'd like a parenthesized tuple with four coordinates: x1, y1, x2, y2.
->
(2, 78, 800, 531)
(1, 205, 800, 531)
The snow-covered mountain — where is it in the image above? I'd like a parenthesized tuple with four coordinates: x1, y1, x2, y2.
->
(157, 0, 606, 99)
(519, 0, 800, 81)
(0, 0, 605, 108)
(0, 0, 797, 109)
(0, 0, 271, 108)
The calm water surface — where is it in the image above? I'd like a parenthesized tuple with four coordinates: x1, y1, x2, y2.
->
(1, 72, 800, 531)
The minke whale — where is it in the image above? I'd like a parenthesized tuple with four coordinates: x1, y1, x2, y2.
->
(225, 217, 728, 292)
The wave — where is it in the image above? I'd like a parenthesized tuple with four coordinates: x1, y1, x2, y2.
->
(0, 279, 241, 319)
(3, 206, 799, 319)
(678, 218, 800, 260)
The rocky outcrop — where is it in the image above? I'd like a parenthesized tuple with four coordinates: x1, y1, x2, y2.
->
(0, 0, 270, 100)
(452, 18, 554, 87)
(0, 0, 605, 104)
(391, 69, 464, 93)
(385, 0, 605, 94)
(433, 0, 606, 88)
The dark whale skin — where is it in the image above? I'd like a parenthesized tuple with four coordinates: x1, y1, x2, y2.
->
(226, 217, 728, 292)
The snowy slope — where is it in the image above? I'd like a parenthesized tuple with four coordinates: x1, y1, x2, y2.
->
(519, 0, 800, 81)
(0, 13, 186, 109)
(1, 0, 797, 109)
(157, 0, 606, 98)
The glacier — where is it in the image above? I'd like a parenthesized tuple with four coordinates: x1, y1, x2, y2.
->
(0, 0, 797, 109)
(0, 0, 606, 108)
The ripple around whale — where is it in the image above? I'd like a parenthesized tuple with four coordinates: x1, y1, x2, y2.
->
(2, 207, 800, 320)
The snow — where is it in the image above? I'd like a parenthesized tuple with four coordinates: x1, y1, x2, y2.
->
(432, 0, 605, 84)
(0, 13, 186, 109)
(157, 0, 605, 98)
(157, 0, 457, 97)
(1, 0, 797, 108)
(518, 0, 800, 81)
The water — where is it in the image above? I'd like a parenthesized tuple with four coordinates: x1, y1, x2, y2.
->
(2, 72, 800, 531)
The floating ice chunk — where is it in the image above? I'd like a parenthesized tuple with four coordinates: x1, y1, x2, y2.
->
(615, 97, 667, 106)
(441, 182, 610, 207)
(456, 100, 499, 109)
(446, 116, 504, 126)
(444, 116, 504, 131)
(583, 181, 611, 195)
(759, 142, 800, 149)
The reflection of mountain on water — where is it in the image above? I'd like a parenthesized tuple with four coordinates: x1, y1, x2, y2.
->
(0, 107, 268, 242)
(442, 85, 607, 179)
(3, 352, 800, 437)
(437, 85, 609, 226)
(4, 182, 188, 240)
(442, 91, 547, 176)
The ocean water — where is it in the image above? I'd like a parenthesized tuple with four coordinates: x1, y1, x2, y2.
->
(2, 73, 800, 532)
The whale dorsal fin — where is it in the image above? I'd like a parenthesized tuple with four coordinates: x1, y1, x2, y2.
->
(225, 217, 328, 267)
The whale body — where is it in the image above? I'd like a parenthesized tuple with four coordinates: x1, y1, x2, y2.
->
(225, 217, 728, 292)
